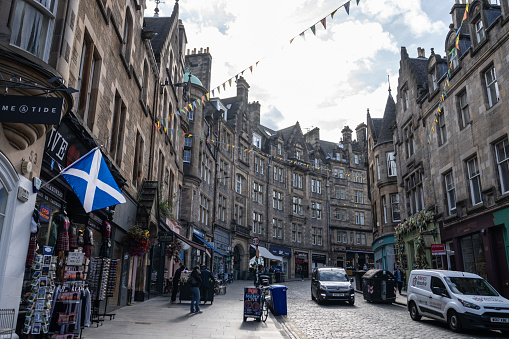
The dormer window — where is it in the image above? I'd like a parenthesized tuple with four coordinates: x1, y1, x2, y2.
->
(475, 19, 485, 43)
(277, 143, 282, 155)
(296, 150, 301, 160)
(314, 158, 319, 168)
(449, 48, 459, 70)
(253, 133, 261, 149)
(432, 72, 438, 91)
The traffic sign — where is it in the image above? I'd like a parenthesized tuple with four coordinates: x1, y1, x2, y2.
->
(252, 237, 260, 246)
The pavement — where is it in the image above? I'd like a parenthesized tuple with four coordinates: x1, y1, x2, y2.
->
(81, 281, 291, 339)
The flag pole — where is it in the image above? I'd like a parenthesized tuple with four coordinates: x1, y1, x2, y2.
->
(40, 146, 101, 189)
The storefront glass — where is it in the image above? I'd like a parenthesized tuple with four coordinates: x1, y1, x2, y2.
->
(461, 233, 487, 279)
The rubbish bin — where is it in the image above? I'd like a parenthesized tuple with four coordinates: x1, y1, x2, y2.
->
(269, 285, 288, 315)
(362, 269, 397, 303)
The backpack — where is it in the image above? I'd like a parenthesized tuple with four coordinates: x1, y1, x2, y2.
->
(188, 274, 198, 287)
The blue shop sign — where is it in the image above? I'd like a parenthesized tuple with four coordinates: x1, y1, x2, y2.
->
(193, 228, 204, 238)
(270, 244, 292, 258)
(372, 234, 396, 252)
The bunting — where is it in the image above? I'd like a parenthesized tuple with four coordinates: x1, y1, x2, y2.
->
(344, 1, 350, 15)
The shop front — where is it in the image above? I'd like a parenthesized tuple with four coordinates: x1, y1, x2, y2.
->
(312, 253, 327, 268)
(372, 234, 397, 271)
(212, 228, 230, 277)
(442, 211, 509, 298)
(269, 244, 291, 278)
(294, 251, 309, 279)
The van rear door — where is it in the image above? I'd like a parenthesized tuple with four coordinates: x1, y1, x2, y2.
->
(409, 273, 433, 316)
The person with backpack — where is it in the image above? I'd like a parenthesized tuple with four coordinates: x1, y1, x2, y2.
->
(188, 265, 202, 313)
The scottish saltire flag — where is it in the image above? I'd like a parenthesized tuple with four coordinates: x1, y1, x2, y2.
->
(61, 147, 126, 213)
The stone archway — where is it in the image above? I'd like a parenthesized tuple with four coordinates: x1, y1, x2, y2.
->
(231, 241, 248, 280)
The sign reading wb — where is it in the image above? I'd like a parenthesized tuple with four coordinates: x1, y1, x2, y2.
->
(0, 95, 63, 124)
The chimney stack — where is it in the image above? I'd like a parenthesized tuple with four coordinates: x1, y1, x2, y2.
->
(417, 47, 426, 58)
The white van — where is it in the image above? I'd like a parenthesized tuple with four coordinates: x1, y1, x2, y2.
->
(407, 269, 509, 334)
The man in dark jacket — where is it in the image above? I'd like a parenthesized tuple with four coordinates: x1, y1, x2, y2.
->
(200, 265, 214, 304)
(171, 263, 185, 303)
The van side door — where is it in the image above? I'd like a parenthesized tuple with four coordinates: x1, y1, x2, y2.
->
(427, 276, 449, 320)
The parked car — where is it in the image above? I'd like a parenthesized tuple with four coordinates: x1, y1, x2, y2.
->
(311, 267, 355, 305)
(407, 269, 509, 334)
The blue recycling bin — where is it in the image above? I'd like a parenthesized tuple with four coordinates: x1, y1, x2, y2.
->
(269, 285, 288, 316)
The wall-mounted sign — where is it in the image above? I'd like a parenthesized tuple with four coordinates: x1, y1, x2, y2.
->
(158, 231, 174, 243)
(0, 95, 63, 124)
(431, 244, 446, 255)
(39, 205, 51, 222)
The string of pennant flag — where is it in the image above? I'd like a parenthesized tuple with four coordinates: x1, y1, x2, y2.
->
(427, 1, 470, 144)
(155, 0, 362, 133)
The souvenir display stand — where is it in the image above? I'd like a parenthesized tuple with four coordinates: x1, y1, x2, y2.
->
(87, 258, 118, 326)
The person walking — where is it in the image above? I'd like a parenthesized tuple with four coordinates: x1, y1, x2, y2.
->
(189, 265, 202, 313)
(200, 265, 214, 304)
(394, 265, 404, 295)
(171, 263, 185, 303)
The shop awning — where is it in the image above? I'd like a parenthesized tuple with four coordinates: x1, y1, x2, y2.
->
(174, 232, 209, 256)
(194, 234, 224, 256)
(251, 245, 283, 261)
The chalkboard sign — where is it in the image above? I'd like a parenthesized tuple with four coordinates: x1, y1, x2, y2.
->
(66, 252, 85, 266)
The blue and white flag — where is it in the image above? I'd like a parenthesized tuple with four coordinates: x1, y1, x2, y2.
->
(61, 147, 126, 213)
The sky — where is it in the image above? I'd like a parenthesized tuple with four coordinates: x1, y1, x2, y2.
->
(146, 0, 454, 143)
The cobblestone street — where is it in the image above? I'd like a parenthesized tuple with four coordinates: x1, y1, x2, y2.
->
(281, 280, 508, 339)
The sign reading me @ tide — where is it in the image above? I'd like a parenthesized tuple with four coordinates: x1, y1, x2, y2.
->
(0, 95, 63, 124)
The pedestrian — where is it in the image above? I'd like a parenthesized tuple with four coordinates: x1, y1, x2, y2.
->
(363, 263, 368, 271)
(200, 265, 214, 304)
(394, 265, 404, 295)
(189, 265, 202, 313)
(171, 263, 184, 303)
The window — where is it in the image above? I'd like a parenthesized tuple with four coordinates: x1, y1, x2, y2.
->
(438, 111, 447, 145)
(200, 194, 210, 226)
(277, 143, 282, 155)
(132, 131, 144, 185)
(141, 60, 149, 104)
(444, 172, 457, 215)
(335, 153, 341, 161)
(338, 168, 344, 178)
(296, 150, 301, 160)
(353, 171, 363, 183)
(361, 234, 366, 245)
(252, 212, 262, 234)
(317, 180, 322, 193)
(432, 72, 438, 91)
(450, 48, 459, 70)
(350, 232, 354, 244)
(390, 194, 401, 222)
(336, 187, 345, 200)
(404, 124, 415, 158)
(342, 209, 347, 221)
(253, 133, 262, 148)
(217, 194, 227, 222)
(467, 157, 483, 205)
(485, 66, 499, 108)
(355, 212, 365, 225)
(239, 142, 248, 163)
(354, 190, 364, 204)
(406, 171, 425, 215)
(314, 158, 319, 169)
(311, 179, 316, 193)
(312, 228, 323, 246)
(356, 233, 361, 244)
(121, 10, 133, 63)
(387, 152, 397, 177)
(311, 202, 322, 219)
(252, 182, 263, 204)
(291, 223, 302, 243)
(382, 195, 387, 224)
(475, 19, 485, 44)
(402, 88, 409, 110)
(279, 168, 284, 182)
(183, 137, 192, 163)
(218, 159, 228, 185)
(254, 157, 264, 174)
(109, 93, 126, 165)
(458, 91, 470, 128)
(272, 190, 283, 210)
(236, 174, 244, 194)
(293, 173, 303, 189)
(292, 197, 303, 215)
(495, 139, 509, 194)
(222, 131, 231, 153)
(11, 0, 58, 61)
(201, 154, 211, 184)
(75, 37, 99, 129)
(376, 156, 381, 180)
(234, 204, 244, 226)
(188, 107, 194, 121)
(354, 154, 359, 164)
(273, 219, 283, 239)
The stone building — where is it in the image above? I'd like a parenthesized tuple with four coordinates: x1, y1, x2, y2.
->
(367, 90, 400, 271)
(184, 49, 371, 279)
(393, 0, 509, 296)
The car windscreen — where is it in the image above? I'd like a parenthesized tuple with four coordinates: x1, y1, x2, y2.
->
(318, 271, 348, 282)
(444, 277, 499, 296)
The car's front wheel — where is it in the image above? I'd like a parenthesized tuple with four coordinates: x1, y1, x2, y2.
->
(448, 310, 463, 333)
(347, 298, 355, 306)
(409, 301, 421, 321)
(311, 290, 316, 301)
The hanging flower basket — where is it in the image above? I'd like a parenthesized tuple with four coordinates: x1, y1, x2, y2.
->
(124, 225, 150, 256)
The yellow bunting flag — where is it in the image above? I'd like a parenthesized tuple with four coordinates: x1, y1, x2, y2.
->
(206, 93, 210, 100)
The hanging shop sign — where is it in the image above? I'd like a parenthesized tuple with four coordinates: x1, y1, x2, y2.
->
(431, 244, 446, 255)
(158, 231, 174, 243)
(0, 95, 63, 124)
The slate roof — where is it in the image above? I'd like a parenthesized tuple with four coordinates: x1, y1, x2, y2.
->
(408, 57, 428, 86)
(369, 118, 383, 143)
(144, 2, 179, 61)
(376, 93, 396, 145)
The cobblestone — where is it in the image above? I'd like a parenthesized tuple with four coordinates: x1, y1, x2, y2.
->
(281, 280, 507, 339)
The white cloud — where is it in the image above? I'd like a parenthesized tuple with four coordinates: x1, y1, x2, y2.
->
(147, 0, 452, 143)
